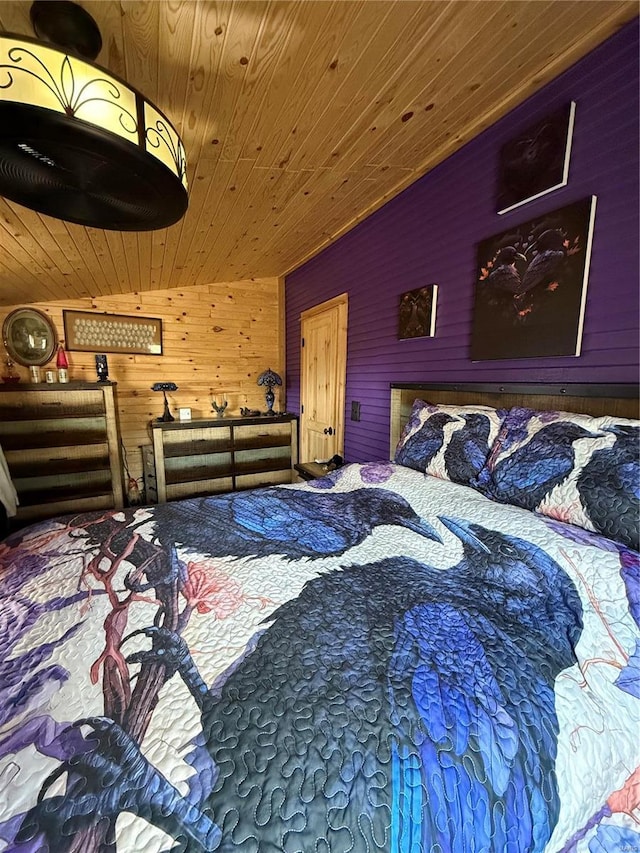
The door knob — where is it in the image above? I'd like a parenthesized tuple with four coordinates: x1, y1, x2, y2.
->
(323, 426, 334, 435)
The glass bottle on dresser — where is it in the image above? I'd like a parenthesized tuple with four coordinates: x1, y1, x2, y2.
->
(56, 345, 69, 382)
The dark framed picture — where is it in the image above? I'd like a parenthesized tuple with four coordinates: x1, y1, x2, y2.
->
(398, 284, 438, 339)
(63, 310, 163, 355)
(470, 196, 597, 361)
(497, 101, 576, 215)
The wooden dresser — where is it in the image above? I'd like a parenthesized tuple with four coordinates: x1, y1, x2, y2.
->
(150, 414, 298, 503)
(0, 382, 124, 522)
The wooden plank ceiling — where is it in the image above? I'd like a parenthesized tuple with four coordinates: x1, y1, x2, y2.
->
(0, 0, 636, 307)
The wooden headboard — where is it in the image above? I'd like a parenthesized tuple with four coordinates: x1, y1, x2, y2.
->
(390, 382, 639, 456)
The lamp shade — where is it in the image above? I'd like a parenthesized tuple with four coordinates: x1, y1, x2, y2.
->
(0, 28, 188, 231)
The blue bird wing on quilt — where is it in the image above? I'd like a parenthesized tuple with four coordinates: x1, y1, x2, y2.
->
(576, 426, 640, 551)
(492, 447, 573, 509)
(230, 488, 441, 551)
(494, 453, 568, 495)
(151, 489, 351, 558)
(229, 490, 351, 553)
(388, 601, 560, 853)
(395, 432, 443, 469)
(444, 415, 492, 483)
(619, 459, 640, 499)
(461, 436, 489, 473)
(395, 413, 455, 470)
(152, 486, 440, 561)
(491, 423, 598, 510)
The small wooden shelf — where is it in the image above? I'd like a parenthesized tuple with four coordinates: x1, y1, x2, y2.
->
(150, 414, 298, 503)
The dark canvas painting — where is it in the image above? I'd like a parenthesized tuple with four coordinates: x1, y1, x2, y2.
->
(398, 284, 438, 339)
(470, 196, 597, 361)
(497, 102, 576, 215)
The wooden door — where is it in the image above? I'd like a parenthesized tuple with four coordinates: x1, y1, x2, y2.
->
(300, 294, 348, 463)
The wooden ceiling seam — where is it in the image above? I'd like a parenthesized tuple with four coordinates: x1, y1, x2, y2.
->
(247, 1, 401, 172)
(269, 2, 421, 175)
(216, 2, 307, 165)
(172, 158, 250, 289)
(237, 0, 355, 164)
(344, 2, 525, 172)
(189, 3, 264, 163)
(151, 2, 201, 292)
(182, 158, 258, 288)
(291, 2, 473, 174)
(1, 203, 87, 300)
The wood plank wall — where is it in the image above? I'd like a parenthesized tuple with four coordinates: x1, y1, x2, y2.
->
(0, 279, 284, 491)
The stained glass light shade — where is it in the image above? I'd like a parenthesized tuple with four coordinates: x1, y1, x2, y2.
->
(0, 30, 188, 230)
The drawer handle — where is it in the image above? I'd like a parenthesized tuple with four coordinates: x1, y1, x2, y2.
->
(42, 401, 63, 406)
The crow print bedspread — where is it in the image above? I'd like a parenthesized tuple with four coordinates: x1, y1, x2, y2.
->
(0, 463, 638, 853)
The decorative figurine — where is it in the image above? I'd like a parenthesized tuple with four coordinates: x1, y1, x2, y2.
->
(151, 382, 178, 422)
(240, 407, 262, 418)
(95, 354, 109, 382)
(211, 398, 228, 418)
(257, 368, 282, 415)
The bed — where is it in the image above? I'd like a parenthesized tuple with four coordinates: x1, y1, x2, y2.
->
(0, 382, 638, 853)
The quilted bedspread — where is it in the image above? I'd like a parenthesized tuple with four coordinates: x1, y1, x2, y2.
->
(0, 463, 638, 852)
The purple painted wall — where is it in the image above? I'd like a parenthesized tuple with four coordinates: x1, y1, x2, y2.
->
(285, 20, 640, 462)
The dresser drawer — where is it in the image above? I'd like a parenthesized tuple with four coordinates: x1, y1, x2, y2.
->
(0, 416, 107, 450)
(5, 444, 110, 477)
(0, 389, 106, 420)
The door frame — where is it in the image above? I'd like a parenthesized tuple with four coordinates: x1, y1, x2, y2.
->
(300, 292, 348, 461)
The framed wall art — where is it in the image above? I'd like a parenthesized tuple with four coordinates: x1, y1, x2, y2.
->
(63, 310, 163, 355)
(2, 307, 58, 366)
(471, 196, 597, 361)
(497, 101, 576, 215)
(398, 284, 438, 339)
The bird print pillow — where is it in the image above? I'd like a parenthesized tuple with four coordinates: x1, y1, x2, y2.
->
(477, 406, 640, 550)
(394, 399, 508, 486)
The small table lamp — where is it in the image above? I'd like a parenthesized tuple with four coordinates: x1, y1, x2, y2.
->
(151, 382, 178, 422)
(257, 368, 282, 415)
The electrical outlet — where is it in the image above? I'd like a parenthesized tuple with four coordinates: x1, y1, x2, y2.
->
(350, 401, 361, 421)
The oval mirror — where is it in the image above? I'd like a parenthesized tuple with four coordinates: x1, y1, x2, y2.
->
(3, 307, 58, 367)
